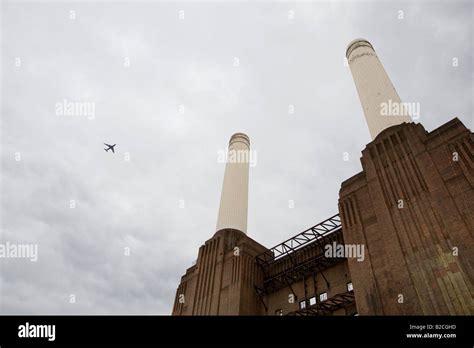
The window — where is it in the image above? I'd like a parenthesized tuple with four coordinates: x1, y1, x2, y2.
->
(299, 300, 306, 309)
(275, 309, 283, 316)
(309, 296, 316, 306)
(319, 292, 328, 302)
(347, 282, 354, 292)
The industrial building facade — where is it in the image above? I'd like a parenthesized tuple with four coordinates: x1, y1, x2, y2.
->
(172, 39, 474, 316)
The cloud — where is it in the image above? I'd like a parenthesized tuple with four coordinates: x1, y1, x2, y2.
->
(1, 1, 472, 314)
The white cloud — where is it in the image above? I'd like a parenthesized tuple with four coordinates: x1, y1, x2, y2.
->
(1, 1, 472, 314)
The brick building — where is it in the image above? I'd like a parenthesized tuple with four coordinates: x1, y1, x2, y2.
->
(172, 39, 473, 316)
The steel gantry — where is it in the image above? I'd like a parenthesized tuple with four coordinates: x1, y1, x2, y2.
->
(255, 214, 342, 266)
(286, 291, 356, 316)
(255, 214, 346, 294)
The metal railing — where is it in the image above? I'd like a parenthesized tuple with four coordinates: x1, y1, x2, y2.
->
(255, 213, 342, 266)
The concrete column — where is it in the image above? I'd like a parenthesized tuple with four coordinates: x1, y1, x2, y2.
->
(216, 133, 250, 234)
(346, 39, 412, 139)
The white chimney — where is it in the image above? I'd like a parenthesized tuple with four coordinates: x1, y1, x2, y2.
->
(216, 133, 250, 234)
(346, 39, 412, 139)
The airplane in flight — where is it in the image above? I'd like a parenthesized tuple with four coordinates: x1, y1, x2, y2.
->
(104, 143, 116, 153)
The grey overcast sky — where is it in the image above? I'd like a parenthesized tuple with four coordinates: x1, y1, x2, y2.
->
(1, 0, 472, 314)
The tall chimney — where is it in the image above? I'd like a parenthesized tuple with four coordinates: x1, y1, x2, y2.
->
(346, 39, 412, 139)
(216, 133, 250, 234)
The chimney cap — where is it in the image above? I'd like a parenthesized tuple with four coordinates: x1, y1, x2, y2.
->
(346, 38, 374, 59)
(229, 132, 250, 147)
